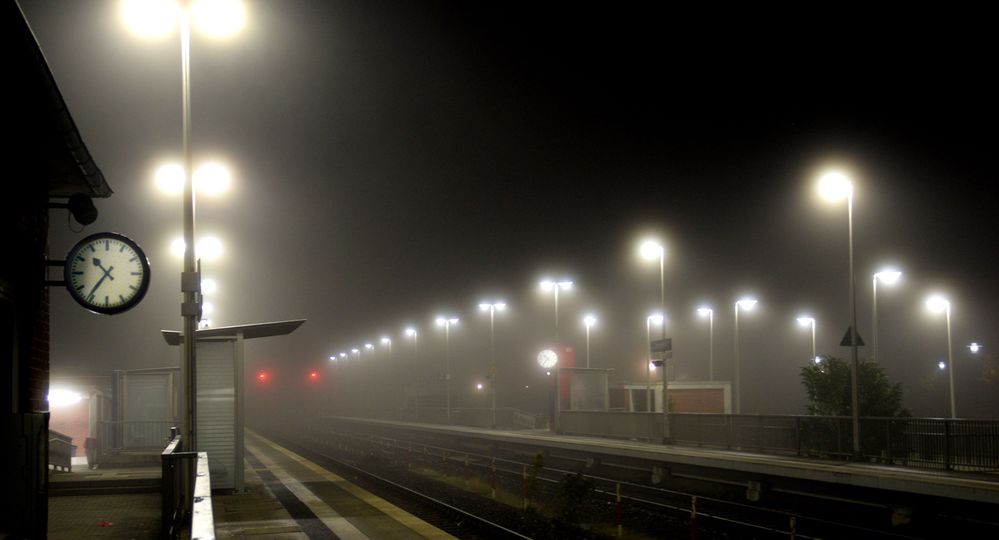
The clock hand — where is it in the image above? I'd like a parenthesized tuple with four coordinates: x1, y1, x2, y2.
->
(92, 258, 115, 280)
(88, 272, 110, 298)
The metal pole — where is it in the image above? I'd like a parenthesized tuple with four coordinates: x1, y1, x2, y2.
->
(660, 254, 670, 442)
(490, 307, 496, 428)
(708, 310, 714, 381)
(810, 320, 816, 362)
(734, 304, 740, 415)
(413, 333, 420, 421)
(848, 192, 861, 457)
(946, 306, 955, 418)
(445, 323, 451, 424)
(646, 320, 651, 412)
(553, 287, 560, 343)
(585, 326, 591, 368)
(179, 12, 198, 451)
(872, 276, 879, 363)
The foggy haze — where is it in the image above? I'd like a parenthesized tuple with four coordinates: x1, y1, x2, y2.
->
(22, 1, 998, 419)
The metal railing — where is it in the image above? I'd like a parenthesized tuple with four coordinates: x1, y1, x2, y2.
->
(99, 420, 176, 452)
(161, 428, 215, 539)
(558, 411, 999, 471)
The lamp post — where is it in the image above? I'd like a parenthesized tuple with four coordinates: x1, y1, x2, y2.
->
(733, 298, 757, 415)
(872, 269, 902, 363)
(479, 301, 506, 428)
(582, 314, 598, 368)
(380, 336, 392, 358)
(926, 295, 955, 418)
(646, 313, 664, 412)
(818, 171, 861, 456)
(796, 316, 816, 363)
(697, 307, 714, 380)
(539, 280, 573, 343)
(436, 316, 459, 423)
(123, 0, 246, 451)
(405, 328, 419, 420)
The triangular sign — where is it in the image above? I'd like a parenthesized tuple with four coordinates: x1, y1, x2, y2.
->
(839, 326, 866, 347)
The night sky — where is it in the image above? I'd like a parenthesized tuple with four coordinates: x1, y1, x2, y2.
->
(22, 1, 998, 418)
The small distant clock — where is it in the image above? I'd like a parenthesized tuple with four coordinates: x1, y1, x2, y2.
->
(63, 232, 151, 315)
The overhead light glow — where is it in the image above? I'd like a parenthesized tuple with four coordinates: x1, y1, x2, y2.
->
(938, 361, 946, 370)
(736, 298, 758, 310)
(170, 237, 187, 257)
(797, 316, 815, 327)
(968, 343, 982, 354)
(697, 307, 713, 317)
(47, 388, 83, 408)
(201, 279, 217, 294)
(639, 239, 664, 261)
(537, 349, 558, 369)
(647, 312, 664, 325)
(196, 237, 223, 260)
(154, 163, 185, 194)
(926, 295, 950, 314)
(122, 0, 178, 37)
(874, 269, 902, 285)
(194, 161, 232, 195)
(191, 0, 247, 38)
(405, 328, 417, 337)
(583, 314, 597, 328)
(818, 171, 853, 202)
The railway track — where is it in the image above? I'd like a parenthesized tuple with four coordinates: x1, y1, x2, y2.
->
(258, 419, 999, 539)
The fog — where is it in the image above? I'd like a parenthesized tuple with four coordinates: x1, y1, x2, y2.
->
(23, 1, 997, 422)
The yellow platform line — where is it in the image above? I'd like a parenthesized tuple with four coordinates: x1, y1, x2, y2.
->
(248, 430, 456, 540)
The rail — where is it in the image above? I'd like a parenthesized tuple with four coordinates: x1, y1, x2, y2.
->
(161, 428, 215, 539)
(99, 420, 175, 452)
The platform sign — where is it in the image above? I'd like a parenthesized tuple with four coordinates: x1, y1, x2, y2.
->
(650, 338, 672, 354)
(839, 326, 866, 347)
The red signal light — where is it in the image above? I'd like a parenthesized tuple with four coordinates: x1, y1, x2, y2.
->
(257, 371, 269, 382)
(309, 371, 319, 381)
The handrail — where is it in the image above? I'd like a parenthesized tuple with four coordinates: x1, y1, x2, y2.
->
(161, 428, 215, 539)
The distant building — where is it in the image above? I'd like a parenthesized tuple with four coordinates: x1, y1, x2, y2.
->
(2, 1, 112, 535)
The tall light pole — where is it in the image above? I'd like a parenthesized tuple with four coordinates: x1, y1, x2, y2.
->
(123, 0, 246, 451)
(796, 316, 816, 362)
(582, 313, 598, 368)
(479, 301, 506, 428)
(539, 279, 573, 343)
(380, 336, 392, 358)
(405, 328, 419, 419)
(818, 170, 862, 456)
(733, 298, 757, 414)
(436, 316, 459, 423)
(640, 240, 667, 341)
(926, 295, 955, 418)
(697, 307, 714, 380)
(872, 269, 902, 363)
(646, 313, 664, 412)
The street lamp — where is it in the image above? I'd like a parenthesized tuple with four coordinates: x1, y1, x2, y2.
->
(968, 342, 982, 354)
(436, 316, 459, 423)
(539, 279, 573, 343)
(872, 269, 902, 363)
(926, 295, 955, 418)
(733, 297, 757, 415)
(639, 240, 667, 341)
(405, 327, 419, 419)
(364, 343, 374, 354)
(697, 307, 714, 380)
(582, 313, 598, 368)
(380, 336, 392, 357)
(479, 301, 507, 428)
(796, 316, 816, 363)
(123, 0, 246, 451)
(817, 170, 862, 456)
(646, 313, 664, 412)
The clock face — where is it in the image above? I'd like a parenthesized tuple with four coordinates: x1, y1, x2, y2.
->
(64, 232, 151, 315)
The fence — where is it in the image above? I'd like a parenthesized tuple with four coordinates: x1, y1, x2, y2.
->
(559, 411, 999, 471)
(98, 420, 175, 452)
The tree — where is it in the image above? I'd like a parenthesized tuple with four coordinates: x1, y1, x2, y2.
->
(800, 356, 909, 417)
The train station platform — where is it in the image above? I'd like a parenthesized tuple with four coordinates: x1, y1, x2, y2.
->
(47, 430, 457, 539)
(319, 416, 999, 505)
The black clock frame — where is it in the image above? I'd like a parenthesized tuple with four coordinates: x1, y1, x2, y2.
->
(63, 232, 151, 315)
